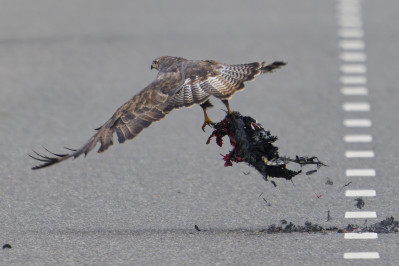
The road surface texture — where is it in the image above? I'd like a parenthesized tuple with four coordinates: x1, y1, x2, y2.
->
(1, 0, 398, 264)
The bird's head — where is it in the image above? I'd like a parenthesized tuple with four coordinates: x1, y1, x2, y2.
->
(151, 58, 161, 70)
(151, 56, 172, 70)
(151, 56, 185, 71)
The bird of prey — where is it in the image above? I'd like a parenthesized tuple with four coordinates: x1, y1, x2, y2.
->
(30, 56, 286, 169)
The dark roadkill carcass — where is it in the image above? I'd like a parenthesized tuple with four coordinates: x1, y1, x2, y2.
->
(207, 111, 326, 185)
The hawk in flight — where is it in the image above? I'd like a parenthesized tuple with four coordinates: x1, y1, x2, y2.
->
(30, 56, 286, 169)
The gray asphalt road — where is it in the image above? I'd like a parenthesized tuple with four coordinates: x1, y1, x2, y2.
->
(1, 0, 398, 264)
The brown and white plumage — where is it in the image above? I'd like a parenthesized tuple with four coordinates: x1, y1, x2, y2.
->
(30, 56, 286, 169)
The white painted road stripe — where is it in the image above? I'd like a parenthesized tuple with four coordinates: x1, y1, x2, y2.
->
(337, 0, 362, 9)
(345, 150, 375, 158)
(343, 119, 372, 127)
(345, 211, 377, 218)
(346, 169, 376, 176)
(339, 40, 365, 50)
(337, 0, 378, 260)
(337, 9, 361, 18)
(338, 28, 364, 38)
(337, 0, 361, 5)
(341, 87, 368, 95)
(340, 64, 367, 74)
(337, 3, 361, 11)
(344, 233, 378, 239)
(344, 134, 372, 142)
(338, 17, 363, 27)
(340, 76, 367, 84)
(337, 3, 361, 12)
(344, 252, 380, 259)
(337, 0, 361, 4)
(342, 102, 370, 111)
(346, 190, 376, 197)
(340, 52, 367, 62)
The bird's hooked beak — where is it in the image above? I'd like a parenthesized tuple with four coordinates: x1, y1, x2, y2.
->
(151, 61, 157, 70)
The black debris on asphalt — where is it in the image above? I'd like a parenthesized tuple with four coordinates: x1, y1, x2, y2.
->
(305, 170, 318, 176)
(325, 177, 333, 185)
(2, 244, 12, 249)
(261, 217, 399, 234)
(194, 225, 201, 231)
(261, 221, 338, 233)
(207, 112, 326, 185)
(338, 216, 399, 233)
(358, 216, 398, 233)
(340, 181, 352, 191)
(326, 209, 332, 221)
(355, 197, 365, 209)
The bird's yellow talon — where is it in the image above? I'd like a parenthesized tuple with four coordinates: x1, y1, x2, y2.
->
(201, 118, 214, 131)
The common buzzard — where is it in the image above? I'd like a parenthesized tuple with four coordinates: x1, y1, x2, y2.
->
(30, 56, 286, 169)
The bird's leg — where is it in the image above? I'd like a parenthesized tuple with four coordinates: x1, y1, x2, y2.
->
(200, 100, 214, 131)
(222, 100, 232, 115)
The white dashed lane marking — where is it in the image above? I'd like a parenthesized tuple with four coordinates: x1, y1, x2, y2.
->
(338, 28, 364, 38)
(340, 52, 367, 62)
(345, 189, 376, 197)
(346, 169, 376, 177)
(338, 18, 363, 27)
(343, 119, 372, 127)
(344, 134, 373, 142)
(340, 76, 367, 85)
(337, 0, 379, 260)
(341, 86, 368, 95)
(339, 40, 365, 50)
(345, 211, 377, 219)
(342, 102, 370, 111)
(340, 64, 367, 74)
(344, 233, 378, 239)
(345, 150, 375, 158)
(344, 252, 380, 259)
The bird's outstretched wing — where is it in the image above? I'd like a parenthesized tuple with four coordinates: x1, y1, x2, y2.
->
(30, 77, 178, 170)
(214, 61, 286, 99)
(167, 61, 286, 109)
(30, 59, 286, 169)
